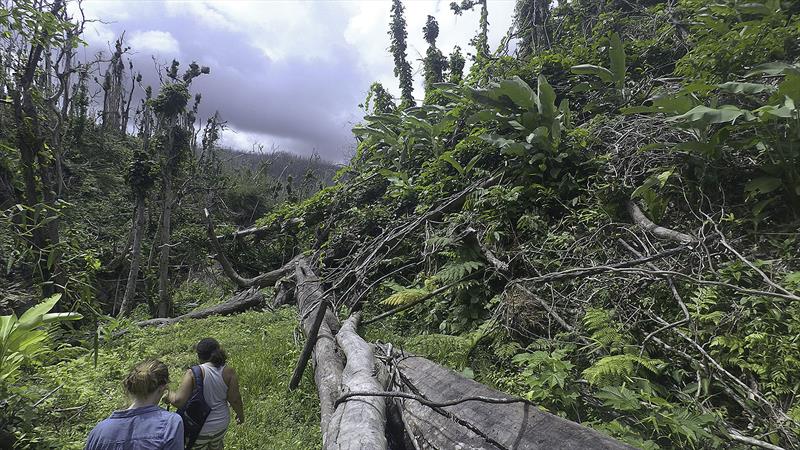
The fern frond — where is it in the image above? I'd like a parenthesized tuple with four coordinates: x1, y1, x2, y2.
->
(583, 354, 663, 385)
(434, 260, 484, 284)
(381, 288, 430, 306)
(583, 308, 626, 351)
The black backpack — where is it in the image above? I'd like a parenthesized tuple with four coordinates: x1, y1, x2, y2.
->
(176, 366, 212, 449)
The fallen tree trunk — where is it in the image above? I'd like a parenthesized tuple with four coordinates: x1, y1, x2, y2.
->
(323, 313, 387, 450)
(215, 217, 303, 241)
(287, 258, 630, 449)
(135, 288, 264, 328)
(294, 257, 344, 441)
(393, 354, 634, 449)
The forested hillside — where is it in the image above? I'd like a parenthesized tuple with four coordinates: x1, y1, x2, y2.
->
(2, 0, 800, 449)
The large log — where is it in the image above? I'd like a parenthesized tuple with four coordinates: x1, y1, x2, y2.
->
(295, 257, 345, 441)
(394, 354, 634, 450)
(135, 288, 264, 328)
(323, 313, 387, 450)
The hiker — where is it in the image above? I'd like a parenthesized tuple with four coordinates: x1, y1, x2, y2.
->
(85, 359, 184, 450)
(165, 338, 244, 449)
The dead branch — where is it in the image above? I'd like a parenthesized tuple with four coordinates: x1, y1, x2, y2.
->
(628, 200, 695, 244)
(135, 288, 264, 328)
(204, 208, 297, 288)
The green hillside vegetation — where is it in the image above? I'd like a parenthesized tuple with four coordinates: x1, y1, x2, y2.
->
(2, 0, 800, 448)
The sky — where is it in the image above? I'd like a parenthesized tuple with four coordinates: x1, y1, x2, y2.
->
(71, 0, 517, 162)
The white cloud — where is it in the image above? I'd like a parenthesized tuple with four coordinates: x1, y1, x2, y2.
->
(129, 30, 180, 56)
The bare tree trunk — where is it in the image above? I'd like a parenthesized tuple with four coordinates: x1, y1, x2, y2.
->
(102, 37, 125, 133)
(119, 194, 146, 316)
(156, 176, 174, 317)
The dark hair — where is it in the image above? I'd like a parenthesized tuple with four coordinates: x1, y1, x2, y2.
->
(197, 338, 227, 367)
(123, 360, 169, 398)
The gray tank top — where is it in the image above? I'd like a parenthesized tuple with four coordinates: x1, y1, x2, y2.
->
(199, 362, 230, 435)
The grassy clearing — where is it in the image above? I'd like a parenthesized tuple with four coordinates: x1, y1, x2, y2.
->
(36, 308, 320, 449)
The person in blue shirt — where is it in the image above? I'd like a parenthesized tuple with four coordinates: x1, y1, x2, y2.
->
(85, 359, 184, 450)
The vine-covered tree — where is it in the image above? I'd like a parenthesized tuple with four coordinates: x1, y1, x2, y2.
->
(450, 0, 489, 60)
(422, 15, 448, 94)
(3, 0, 82, 298)
(448, 46, 466, 83)
(152, 61, 209, 317)
(514, 0, 551, 56)
(362, 82, 395, 114)
(101, 36, 127, 133)
(389, 0, 414, 108)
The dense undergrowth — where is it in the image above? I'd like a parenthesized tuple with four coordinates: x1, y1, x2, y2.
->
(3, 0, 800, 448)
(29, 305, 322, 449)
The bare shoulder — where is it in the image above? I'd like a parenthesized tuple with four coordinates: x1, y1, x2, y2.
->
(222, 365, 237, 383)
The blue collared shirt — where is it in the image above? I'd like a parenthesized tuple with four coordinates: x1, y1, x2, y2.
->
(85, 404, 184, 450)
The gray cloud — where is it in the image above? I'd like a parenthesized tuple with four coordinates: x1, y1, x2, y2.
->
(76, 0, 515, 162)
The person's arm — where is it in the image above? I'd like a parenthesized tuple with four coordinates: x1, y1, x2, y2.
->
(225, 367, 245, 424)
(165, 369, 194, 409)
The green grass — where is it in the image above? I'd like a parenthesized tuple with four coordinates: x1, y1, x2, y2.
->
(35, 308, 321, 449)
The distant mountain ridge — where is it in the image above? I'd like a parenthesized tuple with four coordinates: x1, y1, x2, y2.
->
(218, 147, 339, 186)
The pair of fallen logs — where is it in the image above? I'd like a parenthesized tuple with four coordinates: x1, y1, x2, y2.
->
(201, 214, 632, 448)
(284, 257, 632, 449)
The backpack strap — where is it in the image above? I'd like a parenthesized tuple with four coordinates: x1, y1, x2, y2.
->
(191, 365, 204, 390)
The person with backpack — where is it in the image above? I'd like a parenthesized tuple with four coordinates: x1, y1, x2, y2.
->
(165, 338, 244, 450)
(86, 359, 184, 449)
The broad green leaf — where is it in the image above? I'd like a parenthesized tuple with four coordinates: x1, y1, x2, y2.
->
(737, 2, 773, 16)
(716, 82, 775, 95)
(466, 109, 496, 124)
(41, 312, 82, 323)
(440, 152, 464, 175)
(746, 62, 800, 78)
(608, 32, 626, 89)
(464, 154, 481, 174)
(501, 142, 530, 156)
(536, 75, 557, 120)
(571, 81, 593, 93)
(744, 177, 782, 196)
(404, 115, 434, 136)
(668, 105, 753, 126)
(558, 99, 571, 128)
(0, 315, 17, 341)
(756, 104, 795, 119)
(774, 74, 800, 104)
(18, 294, 61, 330)
(571, 64, 614, 83)
(495, 76, 536, 111)
(526, 126, 549, 143)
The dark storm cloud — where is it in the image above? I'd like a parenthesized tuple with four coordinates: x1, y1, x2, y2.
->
(82, 2, 371, 161)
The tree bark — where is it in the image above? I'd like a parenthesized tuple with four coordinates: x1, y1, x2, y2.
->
(294, 258, 344, 441)
(627, 201, 695, 244)
(204, 209, 298, 288)
(156, 175, 174, 317)
(393, 354, 635, 449)
(119, 194, 146, 316)
(323, 313, 387, 450)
